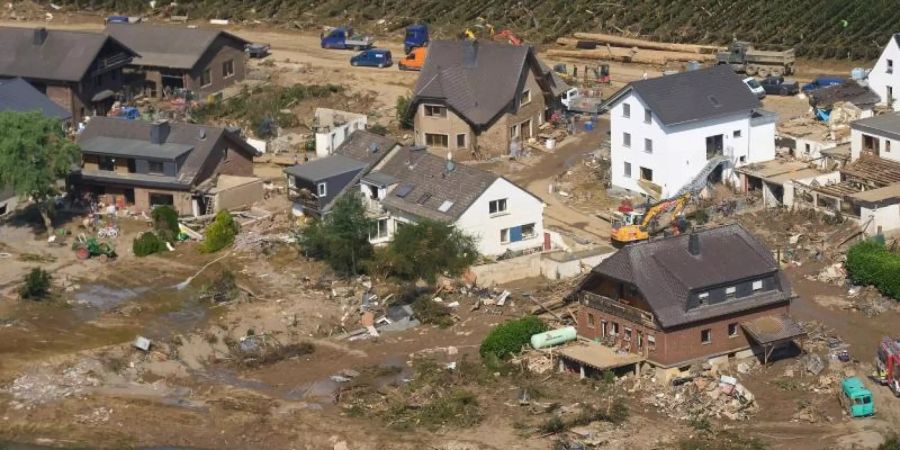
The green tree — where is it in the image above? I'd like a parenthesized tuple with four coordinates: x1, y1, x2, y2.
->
(19, 267, 52, 300)
(480, 316, 547, 359)
(396, 95, 413, 129)
(377, 220, 478, 284)
(0, 111, 79, 231)
(299, 194, 374, 275)
(200, 210, 240, 253)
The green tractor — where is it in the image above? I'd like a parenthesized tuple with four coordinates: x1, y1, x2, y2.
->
(72, 234, 117, 262)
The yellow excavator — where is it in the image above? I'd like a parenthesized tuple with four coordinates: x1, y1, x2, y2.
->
(610, 193, 693, 246)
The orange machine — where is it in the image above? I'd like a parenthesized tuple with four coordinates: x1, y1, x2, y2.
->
(399, 47, 427, 71)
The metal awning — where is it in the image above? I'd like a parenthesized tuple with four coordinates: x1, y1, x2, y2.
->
(91, 89, 115, 102)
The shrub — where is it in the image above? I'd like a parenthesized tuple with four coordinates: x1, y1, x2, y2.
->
(396, 95, 412, 129)
(479, 316, 547, 359)
(151, 205, 180, 237)
(200, 210, 239, 253)
(411, 295, 454, 328)
(133, 231, 167, 257)
(845, 240, 900, 300)
(19, 268, 52, 300)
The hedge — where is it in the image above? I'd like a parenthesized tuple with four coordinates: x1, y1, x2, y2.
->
(200, 210, 239, 253)
(845, 240, 900, 300)
(133, 231, 166, 257)
(479, 316, 547, 359)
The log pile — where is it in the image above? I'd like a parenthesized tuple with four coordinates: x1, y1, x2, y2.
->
(551, 33, 722, 65)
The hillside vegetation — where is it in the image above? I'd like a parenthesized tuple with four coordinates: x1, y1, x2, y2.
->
(49, 0, 900, 59)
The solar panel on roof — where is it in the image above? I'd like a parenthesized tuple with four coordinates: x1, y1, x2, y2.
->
(394, 183, 414, 198)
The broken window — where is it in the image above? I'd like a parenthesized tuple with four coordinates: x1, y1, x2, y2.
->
(701, 329, 711, 344)
(728, 323, 738, 337)
(647, 334, 656, 350)
(611, 322, 620, 335)
(521, 223, 536, 239)
(424, 105, 446, 117)
(624, 328, 632, 342)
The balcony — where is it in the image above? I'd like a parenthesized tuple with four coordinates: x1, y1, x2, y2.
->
(580, 291, 657, 329)
(90, 52, 133, 76)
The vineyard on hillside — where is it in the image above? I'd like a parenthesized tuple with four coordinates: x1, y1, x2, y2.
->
(43, 0, 900, 59)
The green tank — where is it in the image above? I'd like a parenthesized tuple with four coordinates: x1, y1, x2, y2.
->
(530, 326, 577, 349)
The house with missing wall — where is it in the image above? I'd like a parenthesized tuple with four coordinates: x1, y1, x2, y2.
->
(605, 65, 777, 199)
(106, 23, 248, 99)
(361, 145, 545, 256)
(0, 26, 138, 123)
(73, 117, 260, 216)
(562, 224, 804, 380)
(408, 40, 567, 159)
(285, 130, 400, 217)
(866, 34, 900, 111)
(313, 108, 368, 159)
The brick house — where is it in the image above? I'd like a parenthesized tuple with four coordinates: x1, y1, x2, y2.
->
(106, 23, 248, 99)
(408, 40, 567, 159)
(569, 224, 804, 370)
(73, 117, 259, 215)
(0, 26, 138, 123)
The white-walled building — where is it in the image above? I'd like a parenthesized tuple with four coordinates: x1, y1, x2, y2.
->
(850, 113, 900, 163)
(314, 108, 368, 159)
(605, 66, 776, 199)
(866, 35, 900, 110)
(360, 146, 546, 256)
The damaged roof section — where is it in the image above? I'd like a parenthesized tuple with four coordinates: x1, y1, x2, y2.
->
(807, 80, 880, 110)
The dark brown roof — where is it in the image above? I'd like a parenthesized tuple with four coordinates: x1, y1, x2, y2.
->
(77, 117, 257, 187)
(412, 40, 558, 128)
(107, 23, 248, 69)
(592, 224, 790, 328)
(376, 147, 499, 222)
(0, 27, 137, 82)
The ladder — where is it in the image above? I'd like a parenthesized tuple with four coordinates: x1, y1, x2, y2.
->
(673, 155, 731, 198)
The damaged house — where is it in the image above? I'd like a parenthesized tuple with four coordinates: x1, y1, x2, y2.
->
(865, 34, 900, 111)
(0, 26, 138, 123)
(73, 117, 261, 216)
(106, 23, 248, 99)
(408, 40, 566, 158)
(565, 224, 804, 378)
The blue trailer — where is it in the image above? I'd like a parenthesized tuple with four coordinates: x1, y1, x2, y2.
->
(320, 27, 374, 50)
(404, 24, 429, 54)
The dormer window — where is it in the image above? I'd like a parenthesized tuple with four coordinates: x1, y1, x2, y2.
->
(698, 292, 709, 305)
(752, 280, 763, 291)
(725, 286, 737, 298)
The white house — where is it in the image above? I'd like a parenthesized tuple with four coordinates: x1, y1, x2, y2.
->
(360, 146, 546, 256)
(866, 35, 900, 110)
(314, 108, 368, 159)
(606, 65, 777, 199)
(850, 112, 900, 163)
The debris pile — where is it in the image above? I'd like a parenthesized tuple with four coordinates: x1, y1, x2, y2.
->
(4, 360, 104, 408)
(640, 374, 758, 421)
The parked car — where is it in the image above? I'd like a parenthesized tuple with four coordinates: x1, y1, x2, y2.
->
(761, 75, 800, 96)
(351, 49, 392, 68)
(245, 43, 271, 59)
(743, 77, 766, 99)
(839, 377, 875, 418)
(399, 47, 427, 71)
(802, 76, 846, 92)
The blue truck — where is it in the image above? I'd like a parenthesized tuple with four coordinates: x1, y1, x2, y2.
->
(404, 23, 429, 54)
(350, 49, 393, 68)
(320, 27, 374, 50)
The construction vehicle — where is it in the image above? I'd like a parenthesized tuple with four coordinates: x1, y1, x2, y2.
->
(610, 193, 693, 245)
(839, 377, 875, 418)
(716, 41, 795, 77)
(560, 87, 605, 114)
(874, 336, 900, 397)
(320, 27, 374, 50)
(72, 234, 116, 262)
(493, 29, 523, 46)
(399, 46, 427, 71)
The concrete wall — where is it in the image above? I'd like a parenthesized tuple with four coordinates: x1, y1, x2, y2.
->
(214, 178, 264, 212)
(783, 172, 842, 208)
(850, 127, 900, 163)
(470, 251, 542, 285)
(315, 116, 367, 158)
(867, 37, 900, 110)
(860, 204, 900, 234)
(540, 249, 612, 280)
(133, 187, 192, 215)
(455, 177, 545, 256)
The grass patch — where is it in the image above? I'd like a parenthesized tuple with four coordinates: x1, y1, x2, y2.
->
(17, 252, 56, 263)
(385, 389, 482, 431)
(537, 400, 630, 435)
(677, 431, 770, 450)
(773, 377, 801, 391)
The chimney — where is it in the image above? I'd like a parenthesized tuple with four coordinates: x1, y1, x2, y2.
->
(33, 27, 48, 46)
(463, 40, 478, 69)
(688, 232, 700, 256)
(149, 120, 171, 144)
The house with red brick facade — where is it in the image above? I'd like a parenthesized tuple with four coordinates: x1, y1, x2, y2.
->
(567, 224, 804, 374)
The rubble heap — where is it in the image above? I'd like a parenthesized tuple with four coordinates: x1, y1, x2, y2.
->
(641, 374, 758, 422)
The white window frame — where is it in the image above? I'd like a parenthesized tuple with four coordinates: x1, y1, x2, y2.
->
(752, 280, 763, 291)
(500, 228, 510, 244)
(424, 104, 447, 117)
(623, 161, 631, 178)
(623, 132, 631, 148)
(725, 286, 737, 298)
(520, 89, 531, 106)
(222, 59, 235, 78)
(623, 103, 631, 118)
(369, 217, 389, 239)
(317, 182, 327, 197)
(698, 292, 709, 305)
(489, 198, 508, 215)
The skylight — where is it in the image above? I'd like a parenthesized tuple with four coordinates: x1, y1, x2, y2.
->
(707, 95, 721, 108)
(438, 200, 454, 212)
(417, 193, 432, 205)
(394, 183, 414, 198)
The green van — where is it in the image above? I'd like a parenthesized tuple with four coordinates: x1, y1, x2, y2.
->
(840, 377, 875, 418)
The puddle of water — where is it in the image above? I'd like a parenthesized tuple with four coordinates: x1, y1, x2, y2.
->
(72, 283, 149, 319)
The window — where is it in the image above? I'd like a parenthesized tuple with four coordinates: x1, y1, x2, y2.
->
(425, 133, 449, 148)
(647, 334, 656, 350)
(889, 59, 894, 74)
(222, 59, 235, 78)
(624, 328, 632, 342)
(489, 199, 508, 215)
(733, 129, 742, 138)
(728, 323, 738, 337)
(98, 156, 116, 171)
(623, 162, 632, 178)
(739, 156, 746, 163)
(637, 331, 643, 348)
(623, 103, 631, 118)
(317, 182, 327, 197)
(698, 292, 709, 305)
(805, 143, 811, 154)
(639, 167, 653, 182)
(644, 138, 653, 154)
(424, 105, 446, 117)
(148, 161, 164, 174)
(701, 329, 711, 344)
(149, 193, 174, 207)
(623, 132, 631, 148)
(752, 280, 763, 291)
(369, 218, 389, 239)
(201, 68, 212, 87)
(500, 228, 510, 243)
(521, 223, 536, 239)
(456, 133, 466, 148)
(887, 141, 892, 153)
(644, 108, 651, 124)
(520, 89, 531, 106)
(509, 124, 520, 139)
(725, 286, 737, 298)
(611, 322, 620, 335)
(587, 313, 595, 328)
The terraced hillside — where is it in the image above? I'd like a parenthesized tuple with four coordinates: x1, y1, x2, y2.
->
(48, 0, 900, 59)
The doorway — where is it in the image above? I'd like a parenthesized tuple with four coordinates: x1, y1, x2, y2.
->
(706, 134, 724, 159)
